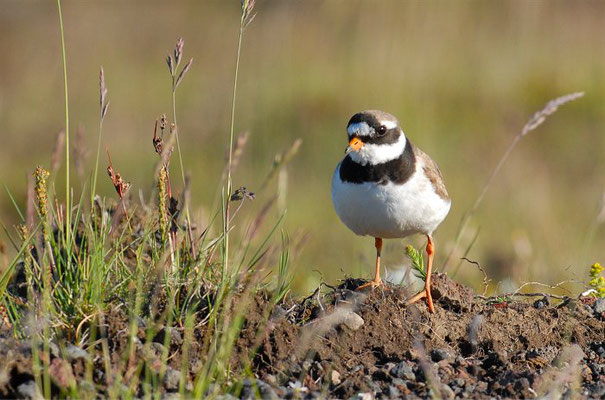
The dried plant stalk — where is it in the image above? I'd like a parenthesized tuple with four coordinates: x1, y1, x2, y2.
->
(444, 92, 585, 271)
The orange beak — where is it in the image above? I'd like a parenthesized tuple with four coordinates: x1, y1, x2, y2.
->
(346, 137, 364, 154)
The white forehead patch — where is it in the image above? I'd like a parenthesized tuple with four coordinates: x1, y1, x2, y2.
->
(380, 120, 398, 129)
(347, 122, 373, 137)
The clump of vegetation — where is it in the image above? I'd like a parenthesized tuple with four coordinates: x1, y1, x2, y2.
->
(0, 0, 302, 397)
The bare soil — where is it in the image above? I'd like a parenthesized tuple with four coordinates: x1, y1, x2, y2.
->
(1, 274, 604, 399)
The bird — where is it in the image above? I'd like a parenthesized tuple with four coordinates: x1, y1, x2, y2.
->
(331, 110, 451, 312)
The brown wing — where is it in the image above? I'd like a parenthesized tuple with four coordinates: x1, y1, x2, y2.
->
(414, 146, 449, 200)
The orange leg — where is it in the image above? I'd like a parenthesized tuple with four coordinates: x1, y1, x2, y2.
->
(406, 235, 435, 313)
(357, 238, 383, 290)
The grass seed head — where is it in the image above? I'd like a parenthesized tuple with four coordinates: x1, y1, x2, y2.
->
(33, 166, 50, 235)
(99, 66, 109, 120)
(176, 58, 193, 88)
(174, 37, 184, 67)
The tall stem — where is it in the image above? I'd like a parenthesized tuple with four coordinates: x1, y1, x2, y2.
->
(91, 119, 103, 203)
(57, 0, 71, 248)
(223, 25, 244, 281)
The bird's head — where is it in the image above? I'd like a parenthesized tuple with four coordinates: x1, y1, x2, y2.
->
(345, 110, 407, 166)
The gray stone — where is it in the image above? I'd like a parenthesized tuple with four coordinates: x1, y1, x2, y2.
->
(430, 348, 451, 362)
(240, 378, 278, 400)
(348, 393, 373, 400)
(163, 367, 181, 391)
(390, 361, 416, 381)
(343, 312, 364, 331)
(65, 344, 91, 362)
(256, 379, 279, 400)
(595, 298, 605, 314)
(17, 381, 44, 400)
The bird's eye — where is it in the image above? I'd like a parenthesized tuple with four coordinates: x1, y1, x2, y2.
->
(377, 125, 387, 136)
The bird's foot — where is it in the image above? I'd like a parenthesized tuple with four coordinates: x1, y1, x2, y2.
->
(356, 278, 384, 291)
(406, 286, 435, 313)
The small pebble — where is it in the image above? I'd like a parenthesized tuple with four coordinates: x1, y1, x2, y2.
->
(65, 344, 91, 362)
(431, 348, 451, 362)
(348, 393, 373, 400)
(390, 361, 415, 381)
(163, 367, 181, 391)
(595, 298, 605, 314)
(17, 381, 44, 400)
(331, 370, 341, 385)
(343, 312, 364, 331)
(533, 296, 550, 309)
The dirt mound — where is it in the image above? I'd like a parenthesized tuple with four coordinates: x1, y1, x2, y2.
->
(1, 273, 604, 399)
(244, 274, 605, 398)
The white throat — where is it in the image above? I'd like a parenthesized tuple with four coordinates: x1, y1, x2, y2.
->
(348, 135, 407, 166)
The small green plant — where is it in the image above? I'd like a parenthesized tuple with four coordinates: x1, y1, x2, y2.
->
(588, 262, 605, 298)
(405, 245, 426, 279)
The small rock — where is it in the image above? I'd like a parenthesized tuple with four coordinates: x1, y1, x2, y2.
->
(153, 327, 183, 347)
(348, 393, 373, 400)
(343, 312, 364, 331)
(331, 370, 341, 385)
(390, 361, 415, 381)
(387, 385, 400, 398)
(533, 296, 550, 309)
(595, 298, 605, 314)
(256, 379, 279, 400)
(163, 367, 181, 391)
(17, 381, 44, 400)
(553, 344, 586, 367)
(65, 344, 91, 362)
(391, 378, 407, 386)
(270, 306, 287, 322)
(431, 348, 451, 362)
(240, 379, 278, 400)
(49, 342, 60, 357)
(161, 393, 181, 400)
(451, 378, 465, 387)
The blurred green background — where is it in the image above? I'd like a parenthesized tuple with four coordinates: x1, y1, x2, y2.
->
(1, 1, 604, 294)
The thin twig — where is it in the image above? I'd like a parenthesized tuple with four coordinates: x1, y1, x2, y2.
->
(461, 257, 490, 296)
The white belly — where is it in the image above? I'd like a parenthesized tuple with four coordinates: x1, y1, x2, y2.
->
(331, 162, 451, 239)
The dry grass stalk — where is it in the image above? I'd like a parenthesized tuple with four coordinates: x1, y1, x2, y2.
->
(167, 38, 193, 88)
(241, 0, 257, 27)
(153, 115, 176, 178)
(106, 150, 131, 219)
(158, 166, 169, 242)
(26, 174, 35, 230)
(444, 92, 585, 271)
(100, 66, 109, 120)
(51, 130, 65, 172)
(260, 138, 302, 190)
(106, 150, 131, 199)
